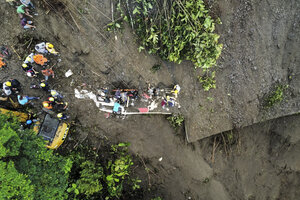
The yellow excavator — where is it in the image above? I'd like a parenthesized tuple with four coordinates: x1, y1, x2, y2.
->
(0, 107, 70, 149)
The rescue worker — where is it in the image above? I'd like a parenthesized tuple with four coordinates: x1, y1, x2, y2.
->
(57, 113, 69, 120)
(50, 90, 63, 99)
(20, 17, 35, 30)
(48, 96, 56, 105)
(22, 119, 33, 129)
(171, 84, 181, 98)
(17, 95, 39, 105)
(42, 101, 53, 110)
(40, 81, 49, 92)
(17, 4, 32, 18)
(166, 96, 175, 107)
(24, 53, 34, 64)
(22, 63, 31, 71)
(41, 68, 55, 81)
(4, 79, 21, 94)
(2, 81, 12, 96)
(22, 63, 38, 77)
(46, 43, 58, 55)
(113, 101, 121, 114)
(53, 101, 68, 112)
(10, 79, 21, 92)
(33, 54, 48, 66)
(35, 42, 48, 54)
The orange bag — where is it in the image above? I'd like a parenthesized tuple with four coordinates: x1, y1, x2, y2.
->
(33, 54, 48, 65)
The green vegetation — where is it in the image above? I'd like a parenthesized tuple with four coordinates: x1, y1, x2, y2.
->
(264, 84, 288, 108)
(0, 114, 142, 200)
(0, 114, 71, 200)
(167, 114, 185, 128)
(123, 0, 222, 70)
(151, 64, 161, 73)
(113, 0, 222, 91)
(106, 21, 123, 32)
(152, 197, 163, 200)
(199, 71, 216, 91)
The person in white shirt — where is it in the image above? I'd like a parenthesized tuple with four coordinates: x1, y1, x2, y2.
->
(35, 42, 48, 54)
(20, 0, 35, 9)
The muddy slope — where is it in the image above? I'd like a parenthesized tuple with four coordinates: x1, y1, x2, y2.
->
(186, 0, 300, 141)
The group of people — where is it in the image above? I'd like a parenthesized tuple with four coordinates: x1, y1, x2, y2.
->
(2, 79, 21, 96)
(16, 0, 36, 30)
(22, 42, 58, 79)
(42, 90, 69, 120)
(1, 38, 69, 121)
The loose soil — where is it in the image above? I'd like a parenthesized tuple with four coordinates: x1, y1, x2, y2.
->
(0, 0, 299, 199)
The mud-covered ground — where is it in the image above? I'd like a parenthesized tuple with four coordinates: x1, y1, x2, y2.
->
(0, 0, 300, 199)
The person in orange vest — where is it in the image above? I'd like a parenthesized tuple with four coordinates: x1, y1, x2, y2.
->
(41, 68, 55, 81)
(0, 57, 7, 68)
(42, 101, 53, 110)
(33, 54, 48, 66)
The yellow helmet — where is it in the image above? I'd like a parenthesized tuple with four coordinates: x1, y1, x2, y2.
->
(57, 113, 63, 118)
(49, 97, 55, 102)
(26, 57, 32, 62)
(51, 90, 57, 96)
(40, 83, 46, 87)
(43, 102, 49, 107)
(5, 81, 11, 87)
(22, 63, 28, 68)
(48, 43, 54, 48)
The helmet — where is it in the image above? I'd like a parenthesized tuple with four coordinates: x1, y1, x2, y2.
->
(22, 63, 28, 68)
(57, 113, 63, 118)
(43, 102, 49, 107)
(27, 72, 33, 77)
(26, 120, 32, 125)
(26, 57, 32, 62)
(51, 90, 57, 96)
(5, 81, 11, 87)
(48, 97, 55, 102)
(40, 83, 46, 87)
(48, 43, 54, 48)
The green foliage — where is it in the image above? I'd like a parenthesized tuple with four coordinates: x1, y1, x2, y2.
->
(67, 183, 79, 196)
(0, 113, 144, 200)
(76, 160, 103, 196)
(0, 160, 34, 199)
(150, 64, 161, 73)
(151, 197, 163, 200)
(198, 71, 216, 91)
(105, 143, 134, 199)
(122, 0, 222, 71)
(167, 114, 185, 128)
(68, 142, 139, 200)
(264, 85, 288, 108)
(0, 113, 71, 200)
(107, 21, 123, 32)
(131, 178, 142, 190)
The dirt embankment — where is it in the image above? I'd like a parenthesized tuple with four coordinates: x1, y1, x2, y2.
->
(1, 0, 300, 199)
(186, 0, 300, 141)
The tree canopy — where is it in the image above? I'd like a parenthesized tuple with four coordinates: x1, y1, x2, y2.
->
(0, 114, 71, 200)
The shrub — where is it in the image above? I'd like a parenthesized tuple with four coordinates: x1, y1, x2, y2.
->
(264, 85, 288, 108)
(121, 0, 222, 71)
(167, 114, 185, 128)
